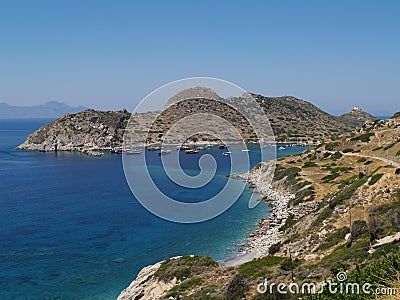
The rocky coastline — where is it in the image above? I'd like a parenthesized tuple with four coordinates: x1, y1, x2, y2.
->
(225, 161, 319, 265)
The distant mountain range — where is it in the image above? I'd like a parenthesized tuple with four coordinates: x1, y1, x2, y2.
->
(0, 101, 86, 119)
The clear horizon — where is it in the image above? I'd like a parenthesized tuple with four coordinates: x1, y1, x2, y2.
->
(1, 1, 399, 115)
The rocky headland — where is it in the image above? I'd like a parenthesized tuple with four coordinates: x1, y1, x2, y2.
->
(16, 109, 130, 155)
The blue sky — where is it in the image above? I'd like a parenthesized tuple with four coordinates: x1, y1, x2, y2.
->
(1, 0, 399, 115)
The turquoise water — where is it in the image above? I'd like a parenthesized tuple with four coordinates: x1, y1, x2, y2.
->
(0, 119, 307, 299)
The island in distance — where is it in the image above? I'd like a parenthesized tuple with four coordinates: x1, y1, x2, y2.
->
(0, 101, 86, 119)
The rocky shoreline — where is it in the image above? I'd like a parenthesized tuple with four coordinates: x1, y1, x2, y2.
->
(224, 161, 319, 265)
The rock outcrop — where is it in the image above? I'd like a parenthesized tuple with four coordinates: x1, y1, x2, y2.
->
(17, 109, 130, 153)
(117, 260, 176, 300)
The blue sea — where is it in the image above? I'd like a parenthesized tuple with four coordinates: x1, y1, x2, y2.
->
(0, 119, 308, 299)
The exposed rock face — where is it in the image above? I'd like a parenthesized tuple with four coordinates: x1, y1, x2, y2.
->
(117, 261, 176, 300)
(338, 106, 377, 128)
(16, 109, 130, 152)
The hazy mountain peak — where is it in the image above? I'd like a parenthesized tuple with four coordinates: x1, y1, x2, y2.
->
(0, 101, 87, 119)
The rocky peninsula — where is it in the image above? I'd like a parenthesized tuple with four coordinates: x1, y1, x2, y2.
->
(16, 109, 130, 155)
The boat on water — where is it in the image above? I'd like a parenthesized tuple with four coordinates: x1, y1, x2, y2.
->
(185, 149, 199, 154)
(126, 149, 141, 155)
(241, 149, 250, 152)
(110, 147, 123, 154)
(279, 146, 286, 150)
(158, 149, 171, 155)
(112, 147, 142, 155)
(147, 146, 161, 151)
(223, 151, 231, 156)
(177, 145, 190, 150)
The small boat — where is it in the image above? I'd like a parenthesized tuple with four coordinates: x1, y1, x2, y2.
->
(126, 149, 141, 155)
(185, 149, 199, 154)
(147, 146, 161, 151)
(241, 149, 250, 152)
(110, 147, 123, 154)
(177, 145, 190, 150)
(223, 151, 231, 156)
(279, 146, 286, 150)
(158, 149, 171, 155)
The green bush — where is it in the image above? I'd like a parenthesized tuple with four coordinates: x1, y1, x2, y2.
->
(351, 132, 373, 143)
(268, 242, 282, 255)
(356, 157, 367, 163)
(384, 141, 398, 150)
(396, 168, 400, 175)
(322, 173, 341, 183)
(224, 274, 248, 300)
(332, 176, 369, 209)
(313, 206, 334, 227)
(331, 152, 343, 160)
(342, 148, 354, 153)
(154, 256, 218, 281)
(165, 277, 204, 297)
(369, 173, 384, 185)
(280, 258, 303, 271)
(351, 220, 368, 239)
(238, 256, 285, 279)
(273, 166, 301, 181)
(325, 142, 339, 151)
(293, 187, 316, 205)
(303, 161, 318, 168)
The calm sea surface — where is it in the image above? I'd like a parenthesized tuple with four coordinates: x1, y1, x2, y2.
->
(0, 119, 307, 299)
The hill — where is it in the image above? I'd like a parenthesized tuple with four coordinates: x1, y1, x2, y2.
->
(338, 106, 378, 128)
(17, 92, 376, 153)
(0, 101, 86, 119)
(131, 92, 374, 145)
(16, 109, 130, 152)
